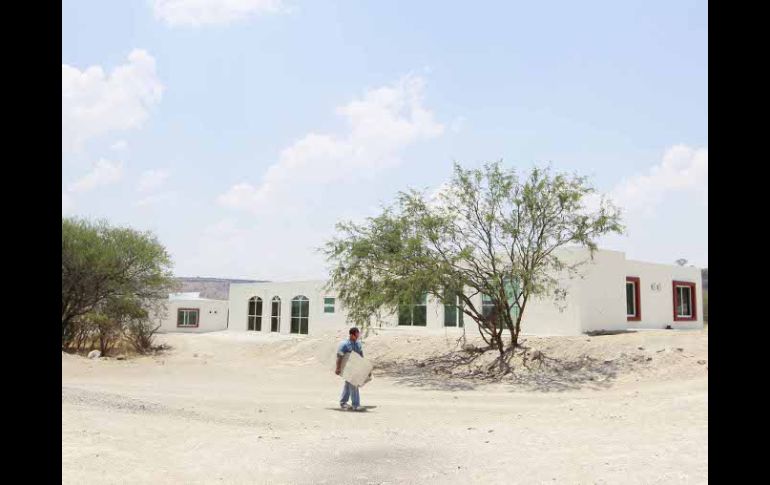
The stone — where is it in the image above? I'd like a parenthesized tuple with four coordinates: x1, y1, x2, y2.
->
(87, 350, 101, 359)
(697, 360, 707, 365)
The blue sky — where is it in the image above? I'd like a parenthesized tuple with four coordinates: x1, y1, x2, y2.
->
(62, 0, 708, 279)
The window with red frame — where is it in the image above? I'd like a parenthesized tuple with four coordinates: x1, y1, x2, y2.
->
(177, 308, 199, 327)
(673, 281, 697, 321)
(626, 276, 641, 321)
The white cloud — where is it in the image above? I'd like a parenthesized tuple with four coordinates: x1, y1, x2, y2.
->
(68, 159, 125, 193)
(111, 140, 128, 151)
(137, 169, 171, 193)
(135, 191, 178, 208)
(611, 144, 708, 216)
(62, 49, 163, 153)
(218, 75, 444, 213)
(152, 0, 289, 27)
(62, 192, 74, 215)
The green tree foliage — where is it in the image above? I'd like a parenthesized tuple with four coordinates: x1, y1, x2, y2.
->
(324, 162, 623, 368)
(62, 218, 173, 352)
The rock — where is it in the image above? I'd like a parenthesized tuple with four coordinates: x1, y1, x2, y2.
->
(603, 359, 614, 364)
(637, 347, 644, 351)
(416, 362, 426, 368)
(116, 356, 126, 361)
(697, 360, 707, 365)
(646, 357, 653, 361)
(193, 353, 198, 358)
(87, 350, 101, 359)
(676, 348, 684, 352)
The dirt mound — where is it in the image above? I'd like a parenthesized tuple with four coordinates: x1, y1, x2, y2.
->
(365, 329, 707, 392)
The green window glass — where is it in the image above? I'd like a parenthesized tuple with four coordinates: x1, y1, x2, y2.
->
(177, 308, 199, 327)
(443, 287, 464, 327)
(270, 296, 281, 332)
(291, 295, 309, 334)
(626, 282, 635, 316)
(247, 296, 262, 331)
(398, 293, 428, 326)
(324, 297, 335, 313)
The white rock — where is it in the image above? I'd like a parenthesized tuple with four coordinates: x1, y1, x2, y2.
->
(88, 350, 101, 359)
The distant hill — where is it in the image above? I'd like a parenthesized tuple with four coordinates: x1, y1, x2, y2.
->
(172, 277, 268, 300)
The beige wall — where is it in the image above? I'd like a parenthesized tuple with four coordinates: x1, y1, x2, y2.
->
(156, 299, 229, 333)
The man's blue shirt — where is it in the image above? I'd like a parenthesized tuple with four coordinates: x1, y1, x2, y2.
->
(337, 339, 363, 358)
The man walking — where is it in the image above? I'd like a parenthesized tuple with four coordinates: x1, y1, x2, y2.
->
(336, 327, 364, 411)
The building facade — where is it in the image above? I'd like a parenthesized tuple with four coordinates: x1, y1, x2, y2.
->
(156, 292, 229, 333)
(227, 249, 704, 336)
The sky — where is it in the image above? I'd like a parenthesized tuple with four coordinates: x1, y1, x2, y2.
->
(62, 0, 708, 280)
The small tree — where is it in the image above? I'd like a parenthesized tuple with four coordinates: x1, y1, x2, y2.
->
(324, 162, 623, 369)
(62, 218, 173, 349)
(675, 258, 688, 266)
(124, 299, 166, 354)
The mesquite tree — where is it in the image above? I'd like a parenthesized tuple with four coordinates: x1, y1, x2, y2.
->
(324, 162, 623, 368)
(62, 218, 173, 349)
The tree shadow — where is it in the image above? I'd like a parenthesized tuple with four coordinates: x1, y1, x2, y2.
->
(584, 330, 637, 336)
(376, 346, 646, 393)
(375, 348, 492, 391)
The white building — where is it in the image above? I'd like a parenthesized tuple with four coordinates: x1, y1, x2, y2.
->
(227, 249, 703, 336)
(156, 292, 229, 333)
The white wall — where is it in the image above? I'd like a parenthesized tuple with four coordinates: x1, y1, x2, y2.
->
(156, 299, 229, 333)
(564, 248, 629, 334)
(228, 281, 351, 335)
(226, 250, 704, 336)
(623, 260, 703, 330)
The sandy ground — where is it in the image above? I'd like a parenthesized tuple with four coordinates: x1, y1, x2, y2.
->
(62, 328, 708, 484)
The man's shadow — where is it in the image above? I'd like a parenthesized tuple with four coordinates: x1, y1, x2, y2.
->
(324, 405, 378, 412)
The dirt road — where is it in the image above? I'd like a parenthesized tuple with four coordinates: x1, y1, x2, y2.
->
(62, 330, 708, 484)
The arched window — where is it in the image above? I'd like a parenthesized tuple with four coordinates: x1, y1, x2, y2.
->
(248, 296, 263, 331)
(290, 295, 309, 335)
(270, 296, 281, 332)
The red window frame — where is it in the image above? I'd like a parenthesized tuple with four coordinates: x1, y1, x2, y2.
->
(177, 308, 200, 328)
(626, 276, 641, 321)
(672, 281, 697, 322)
